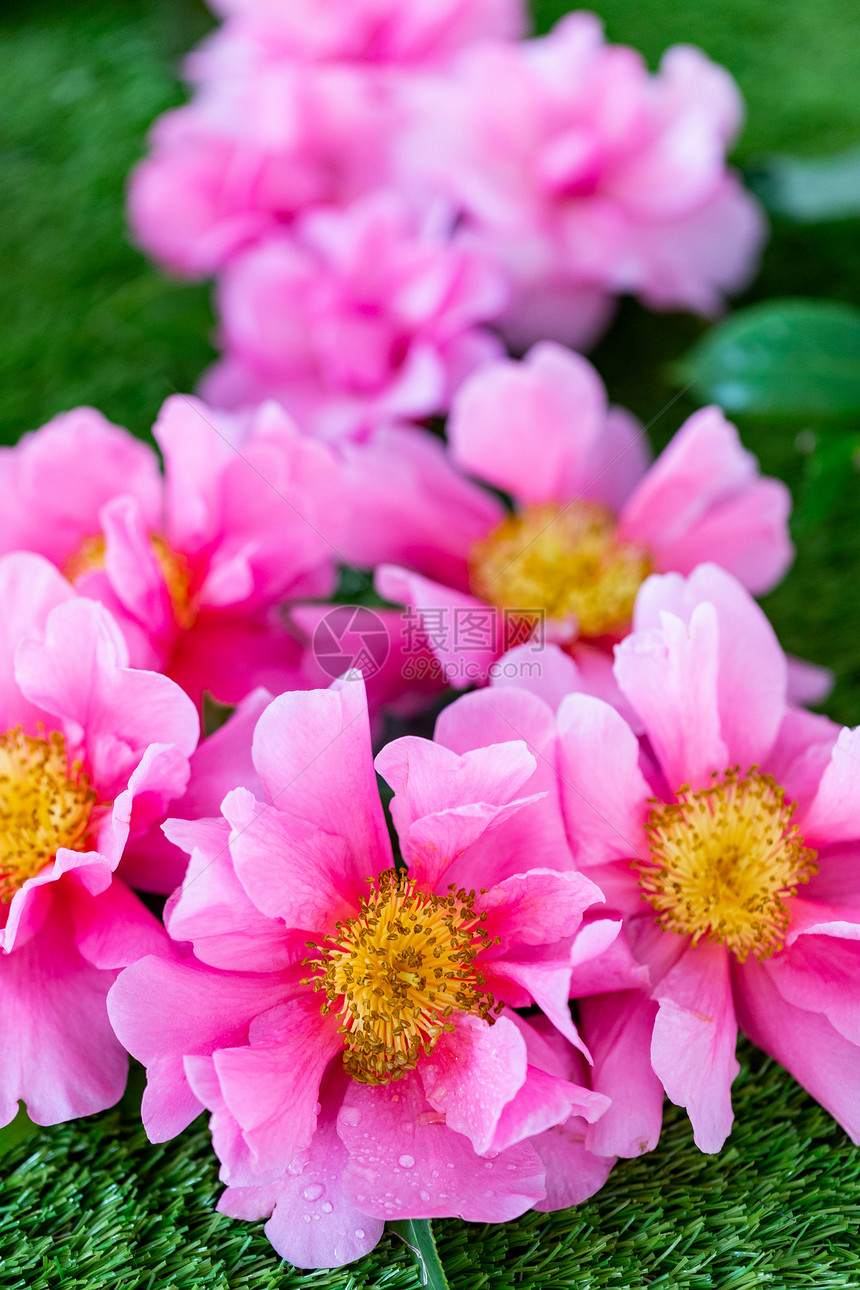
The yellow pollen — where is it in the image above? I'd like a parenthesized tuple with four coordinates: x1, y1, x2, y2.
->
(468, 501, 652, 638)
(302, 869, 502, 1085)
(0, 727, 96, 903)
(636, 768, 818, 962)
(64, 533, 196, 630)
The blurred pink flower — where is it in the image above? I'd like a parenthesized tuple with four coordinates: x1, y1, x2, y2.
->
(108, 677, 634, 1268)
(373, 342, 792, 687)
(400, 13, 766, 349)
(0, 553, 198, 1125)
(0, 399, 342, 711)
(537, 564, 860, 1154)
(200, 194, 507, 439)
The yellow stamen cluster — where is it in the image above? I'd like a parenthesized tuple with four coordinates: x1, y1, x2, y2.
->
(0, 727, 96, 902)
(469, 500, 652, 638)
(302, 869, 501, 1084)
(637, 768, 818, 961)
(64, 533, 196, 629)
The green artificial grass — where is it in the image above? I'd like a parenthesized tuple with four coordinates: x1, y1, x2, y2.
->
(1, 0, 860, 1285)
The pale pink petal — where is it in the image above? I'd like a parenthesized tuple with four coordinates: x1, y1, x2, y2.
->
(484, 957, 588, 1057)
(736, 956, 860, 1143)
(580, 989, 663, 1157)
(786, 655, 833, 708)
(476, 869, 602, 952)
(651, 941, 739, 1152)
(766, 930, 860, 1046)
(796, 727, 860, 848)
(0, 553, 76, 731)
(568, 918, 650, 996)
(339, 1072, 546, 1221)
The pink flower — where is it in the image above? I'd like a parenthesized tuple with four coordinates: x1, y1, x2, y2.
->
(0, 553, 198, 1125)
(538, 563, 860, 1153)
(196, 0, 527, 70)
(0, 399, 342, 712)
(200, 194, 507, 440)
(373, 342, 792, 688)
(128, 63, 391, 278)
(401, 13, 765, 349)
(108, 676, 635, 1268)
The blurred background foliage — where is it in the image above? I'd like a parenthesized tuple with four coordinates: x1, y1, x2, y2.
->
(1, 0, 860, 1284)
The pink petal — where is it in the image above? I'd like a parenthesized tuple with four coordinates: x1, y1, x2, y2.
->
(339, 1072, 546, 1221)
(797, 727, 860, 848)
(614, 600, 729, 791)
(250, 680, 391, 880)
(631, 564, 788, 771)
(530, 1118, 616, 1211)
(651, 942, 739, 1152)
(0, 899, 127, 1127)
(580, 989, 663, 1157)
(420, 1014, 528, 1155)
(212, 998, 342, 1183)
(219, 1074, 384, 1269)
(164, 817, 300, 972)
(448, 342, 610, 506)
(0, 553, 76, 731)
(736, 956, 860, 1143)
(67, 875, 168, 970)
(477, 869, 602, 952)
(556, 692, 652, 866)
(767, 928, 860, 1046)
(484, 957, 588, 1057)
(107, 953, 285, 1141)
(568, 918, 651, 996)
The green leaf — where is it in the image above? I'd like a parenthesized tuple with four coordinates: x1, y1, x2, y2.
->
(677, 299, 860, 422)
(794, 433, 860, 534)
(0, 1104, 38, 1160)
(201, 692, 237, 738)
(748, 145, 860, 223)
(389, 1219, 451, 1290)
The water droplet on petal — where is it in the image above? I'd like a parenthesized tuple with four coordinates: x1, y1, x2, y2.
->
(355, 1229, 365, 1239)
(398, 1154, 415, 1169)
(303, 1215, 311, 1224)
(321, 1201, 333, 1214)
(302, 1183, 324, 1202)
(340, 1107, 360, 1128)
(419, 1190, 431, 1202)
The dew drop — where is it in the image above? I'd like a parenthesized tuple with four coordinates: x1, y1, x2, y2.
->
(302, 1183, 324, 1202)
(398, 1154, 415, 1169)
(355, 1229, 365, 1239)
(419, 1190, 431, 1202)
(321, 1201, 333, 1214)
(303, 1215, 311, 1224)
(340, 1107, 360, 1128)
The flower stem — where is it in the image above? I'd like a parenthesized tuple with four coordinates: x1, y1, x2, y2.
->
(389, 1219, 451, 1289)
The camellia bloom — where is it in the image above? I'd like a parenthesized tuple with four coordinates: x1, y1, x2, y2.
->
(200, 193, 507, 440)
(400, 12, 765, 349)
(0, 397, 342, 711)
(0, 553, 198, 1125)
(511, 563, 860, 1154)
(108, 677, 641, 1268)
(374, 342, 792, 688)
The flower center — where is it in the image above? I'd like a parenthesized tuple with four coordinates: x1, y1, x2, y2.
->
(303, 869, 501, 1085)
(636, 768, 818, 962)
(64, 533, 197, 629)
(0, 728, 96, 902)
(468, 501, 652, 638)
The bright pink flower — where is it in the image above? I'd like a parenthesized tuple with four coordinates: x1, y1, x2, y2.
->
(200, 194, 507, 439)
(401, 13, 765, 349)
(539, 563, 860, 1153)
(108, 677, 635, 1268)
(373, 342, 792, 688)
(0, 399, 342, 712)
(0, 553, 198, 1126)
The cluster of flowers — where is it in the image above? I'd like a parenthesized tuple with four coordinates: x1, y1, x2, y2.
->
(129, 0, 766, 438)
(5, 0, 857, 1277)
(2, 337, 858, 1271)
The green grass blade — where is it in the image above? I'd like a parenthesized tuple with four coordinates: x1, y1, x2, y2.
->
(389, 1220, 451, 1290)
